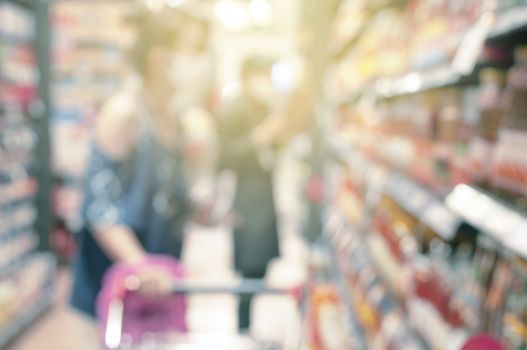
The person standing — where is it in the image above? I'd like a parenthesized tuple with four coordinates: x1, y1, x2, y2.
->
(217, 57, 281, 330)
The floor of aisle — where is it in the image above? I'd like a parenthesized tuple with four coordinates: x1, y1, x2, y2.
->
(8, 268, 99, 350)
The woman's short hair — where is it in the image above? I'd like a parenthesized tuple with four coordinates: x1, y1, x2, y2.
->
(130, 10, 181, 75)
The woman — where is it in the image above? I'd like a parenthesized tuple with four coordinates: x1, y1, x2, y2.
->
(71, 12, 191, 317)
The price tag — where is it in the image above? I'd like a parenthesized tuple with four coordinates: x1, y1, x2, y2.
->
(447, 185, 527, 247)
(505, 229, 527, 259)
(489, 7, 527, 39)
(481, 208, 525, 241)
(503, 223, 527, 260)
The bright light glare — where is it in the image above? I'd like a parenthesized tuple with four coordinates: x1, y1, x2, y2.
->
(249, 0, 273, 25)
(272, 60, 295, 93)
(165, 0, 183, 7)
(404, 73, 422, 93)
(375, 78, 391, 96)
(215, 1, 250, 31)
(145, 0, 164, 12)
(221, 81, 241, 99)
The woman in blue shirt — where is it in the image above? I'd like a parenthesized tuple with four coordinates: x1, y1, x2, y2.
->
(71, 12, 194, 316)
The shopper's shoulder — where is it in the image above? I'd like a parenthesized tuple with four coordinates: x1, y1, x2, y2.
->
(94, 92, 141, 160)
(99, 92, 139, 123)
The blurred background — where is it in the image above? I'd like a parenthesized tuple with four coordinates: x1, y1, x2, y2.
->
(1, 0, 527, 349)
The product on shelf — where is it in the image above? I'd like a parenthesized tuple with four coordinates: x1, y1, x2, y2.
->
(501, 258, 527, 349)
(0, 2, 37, 109)
(308, 284, 353, 350)
(0, 255, 55, 348)
(491, 46, 527, 198)
(478, 68, 506, 141)
(327, 140, 527, 349)
(0, 232, 37, 271)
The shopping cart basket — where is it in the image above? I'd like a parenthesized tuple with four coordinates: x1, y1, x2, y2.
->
(98, 256, 306, 350)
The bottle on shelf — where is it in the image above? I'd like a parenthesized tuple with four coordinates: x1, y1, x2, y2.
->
(491, 45, 527, 199)
(501, 258, 527, 350)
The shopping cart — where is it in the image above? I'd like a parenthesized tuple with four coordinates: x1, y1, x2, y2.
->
(98, 257, 306, 350)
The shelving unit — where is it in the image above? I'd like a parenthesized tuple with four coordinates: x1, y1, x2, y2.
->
(0, 254, 56, 349)
(488, 6, 527, 41)
(323, 0, 527, 348)
(324, 206, 431, 349)
(49, 0, 135, 260)
(0, 0, 55, 346)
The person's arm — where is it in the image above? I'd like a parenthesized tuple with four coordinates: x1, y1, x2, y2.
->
(217, 101, 258, 164)
(84, 93, 172, 295)
(92, 225, 146, 264)
(89, 93, 147, 264)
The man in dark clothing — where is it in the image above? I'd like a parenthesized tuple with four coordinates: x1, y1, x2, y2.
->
(218, 57, 280, 330)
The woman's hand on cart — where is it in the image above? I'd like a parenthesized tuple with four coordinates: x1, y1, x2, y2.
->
(124, 265, 174, 297)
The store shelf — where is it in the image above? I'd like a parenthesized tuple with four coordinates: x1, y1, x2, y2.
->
(323, 228, 368, 350)
(0, 179, 37, 207)
(0, 231, 37, 277)
(491, 175, 527, 199)
(324, 207, 429, 350)
(333, 65, 467, 105)
(331, 260, 368, 350)
(0, 254, 56, 349)
(405, 297, 469, 350)
(1, 205, 37, 236)
(372, 65, 465, 99)
(326, 161, 472, 349)
(488, 6, 527, 40)
(0, 29, 32, 45)
(332, 143, 462, 242)
(327, 2, 527, 348)
(335, 140, 527, 253)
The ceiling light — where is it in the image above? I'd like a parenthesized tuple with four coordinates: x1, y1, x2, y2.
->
(165, 0, 183, 7)
(249, 0, 272, 25)
(214, 0, 250, 31)
(144, 0, 164, 12)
